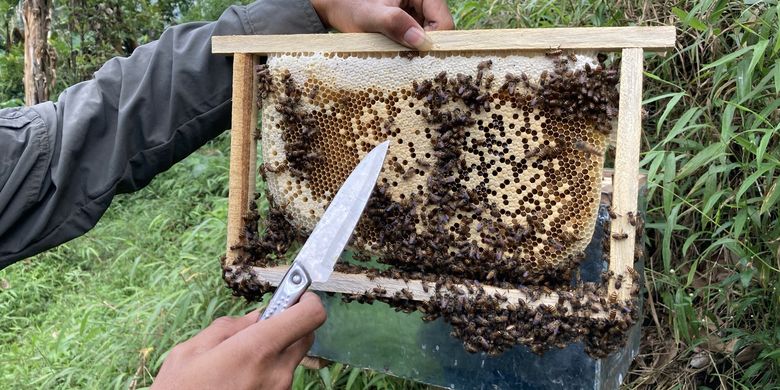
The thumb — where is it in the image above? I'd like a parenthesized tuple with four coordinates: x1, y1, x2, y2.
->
(368, 6, 433, 50)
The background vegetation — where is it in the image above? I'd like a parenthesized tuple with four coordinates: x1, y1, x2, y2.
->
(1, 0, 778, 388)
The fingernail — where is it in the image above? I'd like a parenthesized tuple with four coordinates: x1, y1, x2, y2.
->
(404, 26, 433, 51)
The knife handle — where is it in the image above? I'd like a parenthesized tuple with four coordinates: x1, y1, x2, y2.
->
(258, 262, 311, 321)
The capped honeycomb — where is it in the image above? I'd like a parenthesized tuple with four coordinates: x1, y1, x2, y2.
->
(257, 51, 615, 285)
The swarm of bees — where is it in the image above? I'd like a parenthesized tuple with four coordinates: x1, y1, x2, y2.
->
(224, 50, 644, 358)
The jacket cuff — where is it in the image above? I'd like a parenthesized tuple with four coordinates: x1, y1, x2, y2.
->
(243, 0, 327, 35)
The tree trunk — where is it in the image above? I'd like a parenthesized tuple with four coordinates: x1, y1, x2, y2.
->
(22, 0, 55, 106)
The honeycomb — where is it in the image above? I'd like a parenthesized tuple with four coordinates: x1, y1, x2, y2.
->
(258, 52, 611, 284)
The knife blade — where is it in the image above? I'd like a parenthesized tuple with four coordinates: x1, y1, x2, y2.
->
(259, 141, 390, 320)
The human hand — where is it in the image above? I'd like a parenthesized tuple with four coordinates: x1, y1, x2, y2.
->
(151, 292, 326, 390)
(310, 0, 455, 50)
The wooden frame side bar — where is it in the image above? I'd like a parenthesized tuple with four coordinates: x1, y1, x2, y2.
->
(225, 53, 259, 266)
(608, 48, 644, 300)
(213, 26, 675, 54)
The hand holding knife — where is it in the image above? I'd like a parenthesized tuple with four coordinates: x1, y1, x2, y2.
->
(259, 141, 390, 321)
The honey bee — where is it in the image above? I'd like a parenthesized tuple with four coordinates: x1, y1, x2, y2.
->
(392, 161, 404, 174)
(531, 70, 546, 85)
(484, 74, 495, 89)
(502, 73, 522, 95)
(627, 211, 637, 226)
(545, 48, 563, 57)
(435, 71, 448, 85)
(574, 140, 601, 155)
(477, 59, 493, 71)
(402, 167, 416, 180)
(538, 144, 561, 159)
(402, 51, 420, 60)
(548, 238, 564, 251)
(614, 274, 624, 290)
(626, 266, 640, 281)
(262, 161, 287, 173)
(559, 231, 578, 244)
(307, 85, 319, 100)
(525, 146, 541, 159)
(607, 206, 618, 219)
(612, 232, 629, 240)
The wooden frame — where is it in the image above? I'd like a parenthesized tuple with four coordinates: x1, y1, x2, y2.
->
(215, 27, 675, 312)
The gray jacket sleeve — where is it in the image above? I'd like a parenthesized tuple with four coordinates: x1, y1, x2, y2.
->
(0, 0, 325, 269)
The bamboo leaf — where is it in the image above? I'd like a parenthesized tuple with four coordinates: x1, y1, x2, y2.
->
(319, 367, 333, 390)
(345, 368, 360, 390)
(677, 143, 726, 179)
(733, 209, 748, 240)
(682, 232, 704, 261)
(663, 152, 677, 216)
(701, 46, 752, 71)
(735, 165, 771, 204)
(660, 107, 703, 146)
(743, 359, 765, 379)
(663, 204, 681, 273)
(672, 7, 708, 32)
(747, 39, 769, 77)
(656, 92, 686, 134)
(774, 59, 780, 94)
(755, 128, 774, 167)
(701, 189, 727, 223)
(760, 177, 780, 216)
(720, 103, 735, 141)
(740, 267, 754, 288)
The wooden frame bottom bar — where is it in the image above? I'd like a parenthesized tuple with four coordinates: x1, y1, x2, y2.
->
(231, 264, 608, 319)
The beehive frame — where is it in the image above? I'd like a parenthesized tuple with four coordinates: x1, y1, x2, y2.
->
(213, 27, 675, 316)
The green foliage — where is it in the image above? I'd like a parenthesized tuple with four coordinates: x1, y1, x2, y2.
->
(179, 0, 254, 23)
(0, 135, 236, 388)
(0, 0, 22, 104)
(50, 0, 189, 92)
(0, 0, 778, 389)
(0, 0, 254, 102)
(0, 44, 23, 104)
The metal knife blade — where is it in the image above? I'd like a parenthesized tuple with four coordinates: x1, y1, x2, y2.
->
(258, 141, 389, 321)
(295, 140, 389, 282)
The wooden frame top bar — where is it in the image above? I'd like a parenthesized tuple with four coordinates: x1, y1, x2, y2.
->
(212, 26, 676, 54)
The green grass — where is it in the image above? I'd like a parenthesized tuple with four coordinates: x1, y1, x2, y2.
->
(0, 138, 235, 388)
(0, 136, 415, 389)
(2, 0, 779, 389)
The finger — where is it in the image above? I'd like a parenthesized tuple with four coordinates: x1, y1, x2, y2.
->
(364, 6, 433, 50)
(224, 292, 326, 355)
(187, 311, 259, 350)
(279, 332, 316, 371)
(420, 0, 455, 31)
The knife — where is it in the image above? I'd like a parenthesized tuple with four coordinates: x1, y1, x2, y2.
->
(258, 141, 390, 321)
